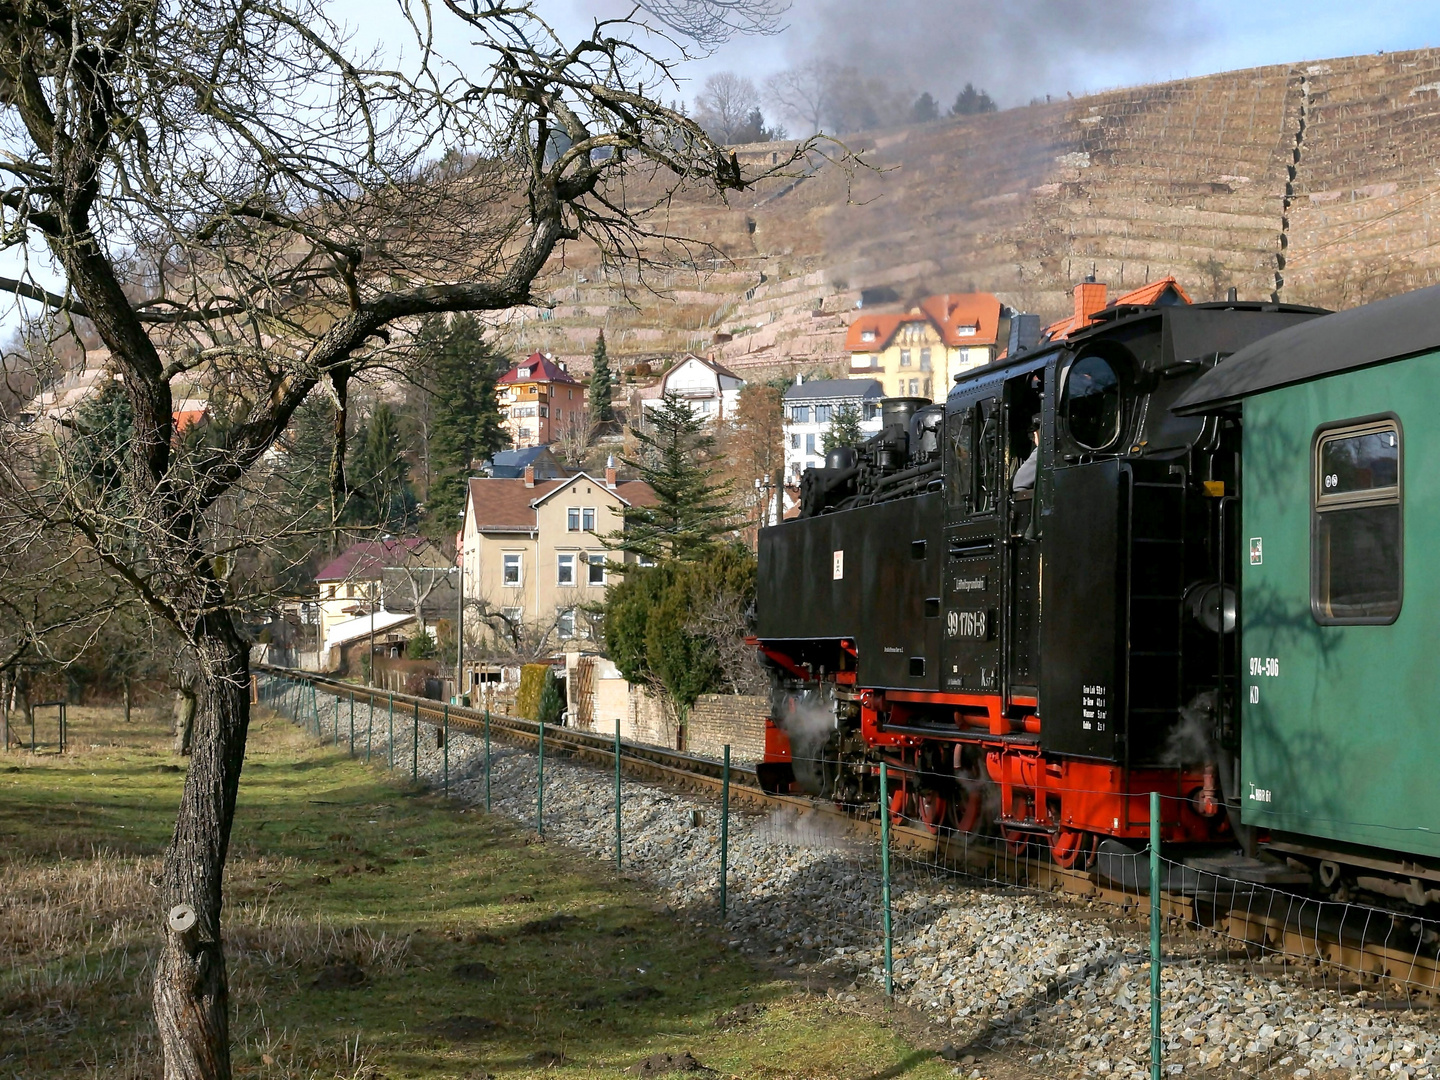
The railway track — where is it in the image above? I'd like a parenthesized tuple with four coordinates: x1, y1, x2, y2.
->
(257, 664, 1440, 1000)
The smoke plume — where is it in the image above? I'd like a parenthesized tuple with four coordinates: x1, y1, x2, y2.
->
(785, 0, 1211, 110)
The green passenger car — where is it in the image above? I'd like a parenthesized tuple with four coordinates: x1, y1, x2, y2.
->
(1177, 285, 1440, 864)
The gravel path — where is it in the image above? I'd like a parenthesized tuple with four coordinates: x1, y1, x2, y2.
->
(295, 689, 1440, 1079)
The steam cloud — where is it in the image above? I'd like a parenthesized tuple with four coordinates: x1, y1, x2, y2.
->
(785, 0, 1211, 108)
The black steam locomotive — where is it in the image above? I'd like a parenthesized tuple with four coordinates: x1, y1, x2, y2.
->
(753, 296, 1322, 865)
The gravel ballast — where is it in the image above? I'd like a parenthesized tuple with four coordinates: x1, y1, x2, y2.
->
(297, 691, 1440, 1079)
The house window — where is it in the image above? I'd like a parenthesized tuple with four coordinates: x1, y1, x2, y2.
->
(557, 553, 576, 586)
(924, 379, 932, 398)
(792, 405, 809, 422)
(805, 434, 816, 455)
(568, 507, 580, 531)
(558, 609, 576, 638)
(503, 553, 522, 586)
(790, 462, 801, 480)
(863, 403, 879, 421)
(861, 329, 876, 342)
(582, 507, 596, 531)
(957, 324, 978, 337)
(815, 405, 832, 423)
(637, 553, 656, 567)
(1312, 419, 1402, 624)
(588, 553, 606, 585)
(502, 605, 523, 625)
(327, 585, 337, 599)
(920, 348, 932, 372)
(790, 434, 800, 449)
(908, 379, 919, 396)
(900, 349, 912, 367)
(539, 405, 548, 418)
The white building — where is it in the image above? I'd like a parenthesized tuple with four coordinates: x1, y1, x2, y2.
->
(642, 353, 744, 421)
(783, 377, 884, 481)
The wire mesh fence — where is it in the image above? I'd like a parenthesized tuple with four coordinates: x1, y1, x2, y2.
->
(258, 671, 1440, 1079)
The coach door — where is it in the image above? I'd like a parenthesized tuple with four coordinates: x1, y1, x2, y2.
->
(1004, 369, 1045, 704)
(942, 392, 1003, 692)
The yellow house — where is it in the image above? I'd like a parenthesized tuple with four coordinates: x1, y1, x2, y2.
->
(845, 293, 1004, 400)
(459, 463, 655, 676)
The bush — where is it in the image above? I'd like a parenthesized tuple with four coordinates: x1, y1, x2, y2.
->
(515, 663, 548, 720)
(406, 629, 436, 660)
(537, 669, 564, 726)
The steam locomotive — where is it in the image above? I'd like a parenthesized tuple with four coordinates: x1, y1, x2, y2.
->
(753, 295, 1324, 867)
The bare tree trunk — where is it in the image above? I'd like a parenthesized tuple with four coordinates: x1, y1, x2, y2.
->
(153, 618, 249, 1080)
(124, 677, 133, 723)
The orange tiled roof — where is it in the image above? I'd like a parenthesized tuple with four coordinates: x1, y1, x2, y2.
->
(1044, 276, 1192, 341)
(845, 292, 1002, 352)
(497, 352, 579, 386)
(466, 475, 656, 532)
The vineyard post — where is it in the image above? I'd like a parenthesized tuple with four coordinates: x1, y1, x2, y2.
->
(720, 744, 730, 918)
(880, 760, 893, 998)
(537, 721, 545, 838)
(614, 717, 622, 869)
(1150, 789, 1162, 1080)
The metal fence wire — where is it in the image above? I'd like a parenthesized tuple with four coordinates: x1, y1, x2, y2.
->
(259, 672, 1440, 1080)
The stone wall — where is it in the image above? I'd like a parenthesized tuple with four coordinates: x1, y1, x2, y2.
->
(686, 694, 767, 764)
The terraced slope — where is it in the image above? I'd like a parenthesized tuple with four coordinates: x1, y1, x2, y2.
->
(495, 48, 1440, 378)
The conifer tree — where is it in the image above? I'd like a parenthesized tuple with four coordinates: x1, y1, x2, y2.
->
(590, 329, 614, 424)
(610, 392, 737, 562)
(822, 401, 866, 452)
(349, 403, 415, 531)
(420, 313, 510, 531)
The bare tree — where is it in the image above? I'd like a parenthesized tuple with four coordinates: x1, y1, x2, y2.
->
(695, 71, 761, 144)
(552, 407, 598, 470)
(0, 1, 823, 1075)
(764, 60, 833, 136)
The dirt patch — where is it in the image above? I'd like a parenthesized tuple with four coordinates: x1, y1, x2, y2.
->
(431, 1014, 500, 1040)
(451, 961, 497, 983)
(518, 912, 577, 935)
(627, 1051, 713, 1075)
(713, 1001, 764, 1028)
(312, 959, 367, 989)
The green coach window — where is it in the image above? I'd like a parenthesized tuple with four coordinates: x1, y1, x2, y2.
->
(1312, 418, 1402, 624)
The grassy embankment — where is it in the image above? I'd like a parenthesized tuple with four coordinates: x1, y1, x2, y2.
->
(1, 703, 954, 1079)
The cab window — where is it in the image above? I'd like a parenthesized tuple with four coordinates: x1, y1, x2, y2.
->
(1312, 419, 1401, 624)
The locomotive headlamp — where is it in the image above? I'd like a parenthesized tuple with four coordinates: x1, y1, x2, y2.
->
(1184, 581, 1237, 634)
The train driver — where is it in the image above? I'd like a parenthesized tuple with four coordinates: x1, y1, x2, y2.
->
(1012, 414, 1041, 491)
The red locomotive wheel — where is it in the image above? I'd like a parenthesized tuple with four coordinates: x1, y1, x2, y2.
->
(888, 785, 912, 827)
(1048, 828, 1090, 869)
(917, 791, 948, 834)
(999, 824, 1030, 856)
(954, 787, 983, 835)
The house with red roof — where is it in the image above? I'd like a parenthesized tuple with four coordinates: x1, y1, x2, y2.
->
(1043, 276, 1192, 341)
(497, 351, 585, 449)
(458, 460, 655, 679)
(846, 292, 1004, 400)
(312, 537, 448, 644)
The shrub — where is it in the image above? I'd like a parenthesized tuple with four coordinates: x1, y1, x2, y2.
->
(515, 663, 548, 720)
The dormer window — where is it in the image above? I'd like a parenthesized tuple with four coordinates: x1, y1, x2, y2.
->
(956, 325, 978, 337)
(519, 366, 531, 377)
(860, 330, 876, 342)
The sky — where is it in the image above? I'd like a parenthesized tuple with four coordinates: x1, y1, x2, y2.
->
(340, 0, 1440, 113)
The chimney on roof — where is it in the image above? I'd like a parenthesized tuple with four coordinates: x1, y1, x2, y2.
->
(1073, 281, 1108, 326)
(605, 454, 617, 490)
(795, 372, 803, 385)
(523, 464, 535, 488)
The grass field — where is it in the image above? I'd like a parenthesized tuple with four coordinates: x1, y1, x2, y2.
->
(0, 703, 961, 1079)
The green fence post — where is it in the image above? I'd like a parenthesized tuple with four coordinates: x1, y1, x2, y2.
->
(412, 700, 419, 782)
(614, 718, 622, 869)
(1150, 789, 1162, 1080)
(311, 684, 320, 738)
(349, 693, 355, 756)
(537, 721, 545, 838)
(880, 760, 893, 999)
(720, 744, 730, 918)
(388, 693, 394, 770)
(443, 703, 450, 797)
(484, 706, 491, 812)
(332, 691, 339, 747)
(365, 695, 373, 764)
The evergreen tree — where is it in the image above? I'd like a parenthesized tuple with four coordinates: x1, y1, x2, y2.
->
(69, 380, 135, 510)
(349, 402, 415, 531)
(822, 401, 865, 452)
(910, 91, 939, 124)
(420, 313, 510, 532)
(590, 329, 614, 423)
(610, 392, 737, 562)
(271, 394, 340, 586)
(950, 82, 997, 116)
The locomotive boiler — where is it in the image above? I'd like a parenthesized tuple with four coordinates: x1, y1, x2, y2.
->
(754, 297, 1322, 864)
